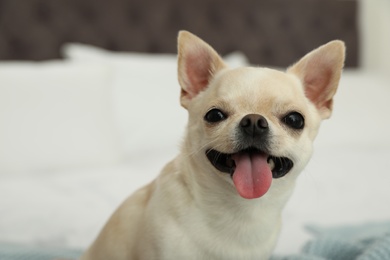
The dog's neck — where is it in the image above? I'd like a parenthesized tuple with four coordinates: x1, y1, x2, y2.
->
(172, 150, 292, 258)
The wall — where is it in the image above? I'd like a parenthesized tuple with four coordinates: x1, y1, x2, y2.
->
(359, 0, 390, 73)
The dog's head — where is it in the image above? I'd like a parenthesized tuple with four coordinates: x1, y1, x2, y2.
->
(177, 31, 345, 199)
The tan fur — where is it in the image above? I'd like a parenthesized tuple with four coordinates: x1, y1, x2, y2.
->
(80, 31, 345, 260)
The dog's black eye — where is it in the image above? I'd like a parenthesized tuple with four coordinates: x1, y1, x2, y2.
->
(283, 112, 305, 129)
(204, 108, 227, 123)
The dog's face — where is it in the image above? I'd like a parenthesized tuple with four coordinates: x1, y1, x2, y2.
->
(178, 31, 345, 199)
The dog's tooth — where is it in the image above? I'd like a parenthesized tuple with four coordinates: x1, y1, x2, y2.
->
(226, 156, 234, 168)
(268, 158, 275, 171)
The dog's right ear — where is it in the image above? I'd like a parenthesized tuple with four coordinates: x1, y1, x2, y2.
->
(177, 31, 227, 108)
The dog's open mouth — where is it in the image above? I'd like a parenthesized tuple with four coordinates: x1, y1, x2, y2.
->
(206, 148, 293, 199)
(206, 148, 294, 178)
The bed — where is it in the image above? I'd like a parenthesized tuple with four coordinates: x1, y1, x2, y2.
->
(1, 0, 390, 259)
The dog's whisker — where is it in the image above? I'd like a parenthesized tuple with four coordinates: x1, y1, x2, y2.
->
(184, 138, 223, 157)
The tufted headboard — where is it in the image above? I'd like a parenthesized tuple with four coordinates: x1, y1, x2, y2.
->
(0, 0, 358, 67)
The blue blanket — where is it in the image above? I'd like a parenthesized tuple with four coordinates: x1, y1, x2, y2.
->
(272, 221, 390, 260)
(0, 243, 82, 260)
(1, 222, 390, 260)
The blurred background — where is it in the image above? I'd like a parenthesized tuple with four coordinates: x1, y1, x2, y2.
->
(1, 0, 389, 71)
(0, 0, 389, 258)
(0, 0, 360, 66)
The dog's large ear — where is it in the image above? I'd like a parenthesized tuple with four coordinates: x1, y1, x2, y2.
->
(177, 31, 227, 108)
(288, 41, 345, 119)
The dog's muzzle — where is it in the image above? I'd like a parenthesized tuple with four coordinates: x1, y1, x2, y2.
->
(205, 114, 293, 179)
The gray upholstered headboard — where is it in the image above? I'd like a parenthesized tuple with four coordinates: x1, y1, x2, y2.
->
(0, 0, 358, 67)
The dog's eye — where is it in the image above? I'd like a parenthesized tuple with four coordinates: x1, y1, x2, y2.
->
(204, 108, 227, 123)
(283, 112, 305, 130)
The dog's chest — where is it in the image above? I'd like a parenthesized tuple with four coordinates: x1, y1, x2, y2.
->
(147, 201, 281, 260)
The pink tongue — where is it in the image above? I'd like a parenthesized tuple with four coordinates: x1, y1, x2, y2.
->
(232, 153, 272, 199)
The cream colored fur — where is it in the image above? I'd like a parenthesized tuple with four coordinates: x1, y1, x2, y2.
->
(80, 31, 345, 260)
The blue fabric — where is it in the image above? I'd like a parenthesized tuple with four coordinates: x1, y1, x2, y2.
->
(0, 243, 82, 260)
(272, 222, 390, 260)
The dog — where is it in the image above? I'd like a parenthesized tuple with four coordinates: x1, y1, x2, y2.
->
(80, 31, 345, 260)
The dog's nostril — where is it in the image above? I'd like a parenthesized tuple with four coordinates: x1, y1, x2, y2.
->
(257, 116, 268, 129)
(240, 117, 252, 128)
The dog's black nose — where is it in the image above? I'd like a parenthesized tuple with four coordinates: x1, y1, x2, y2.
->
(240, 114, 269, 137)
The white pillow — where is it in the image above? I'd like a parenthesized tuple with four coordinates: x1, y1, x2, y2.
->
(62, 43, 250, 157)
(62, 43, 249, 68)
(0, 61, 123, 173)
(315, 70, 390, 147)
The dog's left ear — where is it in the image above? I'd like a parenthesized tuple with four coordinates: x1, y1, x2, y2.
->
(288, 41, 345, 119)
(177, 31, 227, 108)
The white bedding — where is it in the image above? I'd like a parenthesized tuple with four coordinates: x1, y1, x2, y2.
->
(0, 45, 389, 255)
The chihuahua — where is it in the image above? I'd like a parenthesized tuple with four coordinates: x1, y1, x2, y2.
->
(81, 31, 345, 260)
